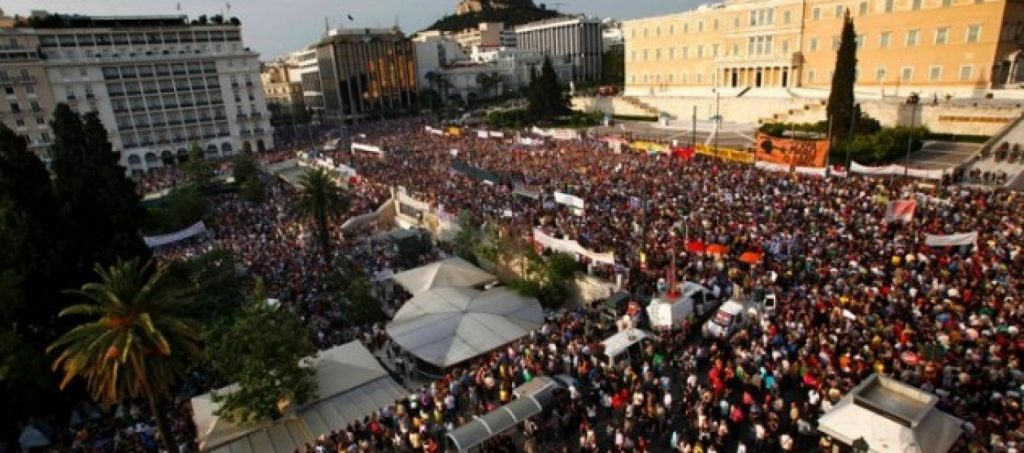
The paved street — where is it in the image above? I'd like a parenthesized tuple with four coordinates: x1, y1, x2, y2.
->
(905, 141, 981, 169)
(588, 121, 758, 151)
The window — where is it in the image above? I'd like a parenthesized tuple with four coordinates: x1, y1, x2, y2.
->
(631, 29, 636, 39)
(885, 0, 895, 12)
(901, 66, 914, 81)
(698, 21, 704, 32)
(655, 26, 661, 37)
(876, 67, 887, 81)
(643, 49, 648, 61)
(15, 119, 24, 127)
(25, 85, 34, 94)
(3, 87, 12, 95)
(669, 25, 675, 35)
(859, 2, 868, 14)
(912, 0, 922, 10)
(36, 116, 45, 125)
(810, 37, 819, 51)
(682, 46, 688, 59)
(929, 65, 943, 81)
(668, 48, 675, 59)
(734, 17, 740, 28)
(655, 49, 661, 60)
(880, 31, 892, 48)
(784, 10, 792, 24)
(935, 27, 949, 45)
(906, 29, 919, 47)
(683, 23, 688, 33)
(697, 45, 703, 58)
(643, 28, 648, 38)
(856, 35, 865, 49)
(807, 70, 815, 82)
(9, 102, 20, 113)
(835, 5, 844, 17)
(713, 19, 719, 30)
(813, 8, 821, 19)
(942, 0, 953, 5)
(966, 24, 981, 43)
(713, 44, 720, 57)
(30, 101, 40, 112)
(959, 65, 973, 80)
(832, 36, 841, 50)
(732, 43, 739, 55)
(631, 51, 637, 61)
(782, 40, 789, 53)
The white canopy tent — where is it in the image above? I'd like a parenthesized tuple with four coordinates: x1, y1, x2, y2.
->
(386, 286, 544, 367)
(192, 341, 408, 452)
(391, 257, 496, 295)
(818, 374, 964, 453)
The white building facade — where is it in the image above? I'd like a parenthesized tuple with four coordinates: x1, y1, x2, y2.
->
(29, 14, 272, 173)
(514, 15, 603, 83)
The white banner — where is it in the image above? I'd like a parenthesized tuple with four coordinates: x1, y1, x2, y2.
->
(925, 232, 978, 248)
(851, 162, 947, 180)
(477, 130, 489, 139)
(553, 191, 585, 210)
(518, 137, 543, 146)
(351, 142, 383, 154)
(755, 161, 790, 173)
(341, 199, 394, 232)
(488, 131, 505, 138)
(323, 138, 340, 151)
(533, 228, 615, 265)
(531, 126, 579, 141)
(425, 126, 444, 136)
(794, 166, 828, 177)
(396, 187, 431, 212)
(144, 221, 207, 248)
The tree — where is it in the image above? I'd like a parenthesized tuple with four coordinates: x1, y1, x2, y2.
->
(601, 48, 625, 85)
(145, 184, 208, 234)
(50, 104, 149, 280)
(207, 301, 316, 424)
(295, 168, 349, 260)
(476, 72, 501, 99)
(231, 150, 259, 184)
(827, 9, 858, 144)
(333, 261, 385, 326)
(527, 57, 569, 121)
(182, 142, 214, 190)
(48, 259, 202, 453)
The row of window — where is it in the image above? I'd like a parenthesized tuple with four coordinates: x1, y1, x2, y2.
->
(808, 25, 983, 52)
(629, 24, 983, 63)
(39, 30, 242, 48)
(120, 124, 232, 149)
(629, 0, 984, 38)
(106, 76, 222, 96)
(101, 61, 218, 80)
(3, 100, 43, 114)
(628, 64, 978, 85)
(114, 108, 228, 130)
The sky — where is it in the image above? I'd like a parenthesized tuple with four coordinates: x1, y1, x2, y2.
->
(3, 0, 701, 59)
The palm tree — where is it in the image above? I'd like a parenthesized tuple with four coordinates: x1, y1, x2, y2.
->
(295, 167, 349, 259)
(48, 259, 201, 453)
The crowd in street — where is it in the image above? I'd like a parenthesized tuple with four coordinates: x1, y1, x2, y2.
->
(127, 115, 1024, 452)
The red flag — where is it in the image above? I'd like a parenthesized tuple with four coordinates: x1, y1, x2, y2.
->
(672, 146, 695, 160)
(885, 199, 917, 223)
(686, 240, 706, 253)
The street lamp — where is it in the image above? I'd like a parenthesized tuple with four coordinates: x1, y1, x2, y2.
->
(905, 93, 920, 171)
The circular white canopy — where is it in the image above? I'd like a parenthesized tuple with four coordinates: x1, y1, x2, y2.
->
(386, 286, 544, 367)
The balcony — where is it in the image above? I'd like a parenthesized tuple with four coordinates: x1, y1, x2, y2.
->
(250, 112, 262, 118)
(235, 112, 247, 119)
(214, 114, 227, 121)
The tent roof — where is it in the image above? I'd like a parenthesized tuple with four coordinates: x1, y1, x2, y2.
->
(818, 374, 964, 453)
(391, 257, 496, 295)
(386, 286, 543, 367)
(193, 341, 408, 452)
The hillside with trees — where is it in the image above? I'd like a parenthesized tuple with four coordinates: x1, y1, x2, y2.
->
(426, 0, 560, 32)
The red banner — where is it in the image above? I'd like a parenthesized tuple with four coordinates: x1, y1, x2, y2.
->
(672, 146, 695, 160)
(755, 133, 829, 168)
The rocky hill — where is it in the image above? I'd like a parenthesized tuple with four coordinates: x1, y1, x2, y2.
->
(428, 0, 559, 32)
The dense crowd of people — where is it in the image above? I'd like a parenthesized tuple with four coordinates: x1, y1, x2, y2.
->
(126, 115, 1023, 452)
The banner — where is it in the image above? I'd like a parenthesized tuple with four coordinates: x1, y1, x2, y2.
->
(533, 228, 615, 265)
(672, 146, 695, 160)
(323, 138, 340, 151)
(629, 141, 669, 154)
(395, 187, 431, 212)
(755, 161, 790, 173)
(851, 162, 948, 180)
(451, 160, 501, 184)
(513, 183, 542, 200)
(144, 221, 207, 248)
(885, 199, 917, 223)
(755, 133, 828, 167)
(794, 166, 828, 177)
(925, 232, 978, 248)
(553, 191, 585, 210)
(695, 145, 755, 164)
(476, 130, 489, 139)
(531, 126, 579, 140)
(351, 142, 382, 154)
(448, 127, 462, 136)
(518, 137, 543, 146)
(341, 199, 394, 232)
(425, 126, 444, 136)
(830, 165, 849, 177)
(488, 131, 505, 138)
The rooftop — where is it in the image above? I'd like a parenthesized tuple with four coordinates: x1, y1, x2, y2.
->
(13, 11, 241, 29)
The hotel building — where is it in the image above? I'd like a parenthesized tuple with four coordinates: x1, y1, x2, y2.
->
(0, 11, 272, 173)
(515, 15, 604, 82)
(623, 0, 1024, 98)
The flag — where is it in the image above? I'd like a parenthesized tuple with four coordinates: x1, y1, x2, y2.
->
(177, 2, 181, 11)
(885, 199, 917, 223)
(672, 146, 695, 160)
(348, 14, 354, 20)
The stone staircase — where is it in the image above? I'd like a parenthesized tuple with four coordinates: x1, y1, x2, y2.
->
(959, 114, 1024, 189)
(760, 99, 828, 125)
(620, 95, 664, 118)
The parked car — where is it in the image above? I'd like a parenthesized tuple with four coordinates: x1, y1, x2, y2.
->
(702, 299, 760, 339)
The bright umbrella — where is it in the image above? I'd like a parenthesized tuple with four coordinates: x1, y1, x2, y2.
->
(706, 244, 728, 255)
(739, 251, 763, 264)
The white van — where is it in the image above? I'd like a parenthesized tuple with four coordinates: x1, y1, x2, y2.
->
(646, 282, 715, 329)
(702, 300, 757, 339)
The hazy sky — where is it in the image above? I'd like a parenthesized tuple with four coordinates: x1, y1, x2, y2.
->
(3, 0, 701, 59)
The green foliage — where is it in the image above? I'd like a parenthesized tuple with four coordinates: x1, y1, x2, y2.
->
(475, 72, 502, 99)
(232, 151, 259, 184)
(601, 47, 625, 85)
(182, 142, 214, 190)
(48, 259, 200, 453)
(509, 251, 579, 309)
(145, 184, 208, 234)
(295, 168, 349, 259)
(833, 126, 928, 165)
(486, 109, 532, 129)
(452, 211, 484, 264)
(426, 1, 558, 33)
(527, 57, 569, 122)
(207, 301, 316, 424)
(164, 250, 247, 335)
(241, 176, 265, 203)
(612, 114, 659, 122)
(827, 11, 858, 143)
(419, 89, 443, 112)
